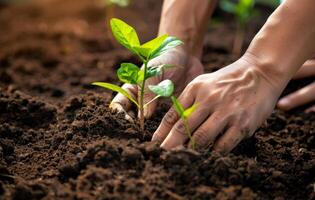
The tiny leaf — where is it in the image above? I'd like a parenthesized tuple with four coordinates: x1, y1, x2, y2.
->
(220, 0, 236, 13)
(108, 0, 130, 7)
(92, 82, 139, 107)
(146, 64, 173, 78)
(134, 34, 169, 59)
(148, 79, 174, 97)
(133, 46, 152, 59)
(110, 18, 140, 54)
(150, 37, 183, 59)
(141, 34, 168, 58)
(171, 96, 185, 117)
(183, 103, 199, 118)
(117, 63, 140, 84)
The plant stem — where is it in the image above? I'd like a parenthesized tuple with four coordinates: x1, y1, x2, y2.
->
(183, 118, 195, 149)
(139, 61, 148, 131)
(144, 95, 160, 107)
(232, 22, 245, 56)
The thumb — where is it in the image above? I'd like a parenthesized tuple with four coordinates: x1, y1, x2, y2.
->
(111, 83, 138, 121)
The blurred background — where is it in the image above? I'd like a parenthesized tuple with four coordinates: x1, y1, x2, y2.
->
(0, 0, 280, 101)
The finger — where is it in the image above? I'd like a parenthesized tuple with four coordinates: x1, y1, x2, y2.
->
(151, 91, 195, 143)
(305, 104, 315, 113)
(160, 106, 209, 149)
(214, 126, 250, 154)
(277, 82, 315, 111)
(294, 60, 315, 79)
(188, 112, 229, 150)
(110, 83, 138, 120)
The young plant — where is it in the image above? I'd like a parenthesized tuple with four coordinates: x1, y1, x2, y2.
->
(105, 0, 130, 7)
(219, 0, 256, 56)
(92, 18, 182, 131)
(170, 96, 199, 149)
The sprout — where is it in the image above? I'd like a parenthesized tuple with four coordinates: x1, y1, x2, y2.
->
(92, 18, 182, 131)
(220, 0, 256, 56)
(171, 96, 199, 149)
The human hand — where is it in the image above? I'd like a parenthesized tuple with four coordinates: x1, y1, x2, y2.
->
(277, 59, 315, 112)
(152, 55, 286, 153)
(110, 48, 204, 119)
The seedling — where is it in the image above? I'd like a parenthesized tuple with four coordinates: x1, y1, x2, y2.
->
(220, 0, 256, 56)
(105, 0, 130, 7)
(92, 18, 182, 131)
(171, 96, 199, 149)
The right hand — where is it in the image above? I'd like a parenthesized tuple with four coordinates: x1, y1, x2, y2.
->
(110, 48, 204, 120)
(152, 54, 286, 153)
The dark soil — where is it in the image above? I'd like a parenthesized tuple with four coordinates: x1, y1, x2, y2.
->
(0, 1, 314, 199)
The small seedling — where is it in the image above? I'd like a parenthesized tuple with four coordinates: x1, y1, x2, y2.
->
(92, 18, 182, 131)
(105, 0, 130, 7)
(220, 0, 256, 56)
(171, 96, 199, 149)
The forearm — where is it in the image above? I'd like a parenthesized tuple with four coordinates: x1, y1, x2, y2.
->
(245, 0, 315, 87)
(158, 0, 217, 59)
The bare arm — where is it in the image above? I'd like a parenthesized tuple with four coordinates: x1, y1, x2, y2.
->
(153, 0, 315, 152)
(246, 0, 315, 87)
(158, 0, 217, 59)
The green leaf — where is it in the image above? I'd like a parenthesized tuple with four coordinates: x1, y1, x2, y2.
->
(183, 103, 199, 118)
(117, 63, 140, 84)
(219, 0, 236, 13)
(171, 96, 185, 117)
(142, 34, 168, 50)
(256, 0, 281, 7)
(137, 70, 145, 84)
(150, 37, 183, 59)
(108, 0, 130, 7)
(148, 79, 174, 97)
(110, 18, 140, 54)
(92, 82, 139, 108)
(133, 46, 152, 59)
(146, 64, 173, 78)
(133, 34, 169, 59)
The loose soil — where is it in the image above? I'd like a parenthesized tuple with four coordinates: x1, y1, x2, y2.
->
(0, 0, 314, 199)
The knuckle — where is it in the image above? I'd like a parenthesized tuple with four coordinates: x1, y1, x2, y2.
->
(173, 122, 186, 136)
(163, 109, 179, 127)
(187, 81, 198, 92)
(193, 128, 209, 147)
(237, 119, 253, 138)
(241, 127, 253, 138)
(152, 132, 164, 143)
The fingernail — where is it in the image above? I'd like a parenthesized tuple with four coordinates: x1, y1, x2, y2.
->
(278, 98, 289, 106)
(109, 102, 123, 112)
(305, 107, 315, 113)
(124, 113, 134, 122)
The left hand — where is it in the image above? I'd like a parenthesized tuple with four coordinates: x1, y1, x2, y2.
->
(277, 59, 315, 113)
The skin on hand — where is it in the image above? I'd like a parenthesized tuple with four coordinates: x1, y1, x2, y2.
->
(152, 55, 283, 154)
(277, 59, 315, 112)
(110, 48, 204, 119)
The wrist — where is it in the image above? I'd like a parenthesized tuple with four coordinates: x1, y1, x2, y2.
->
(240, 51, 290, 91)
